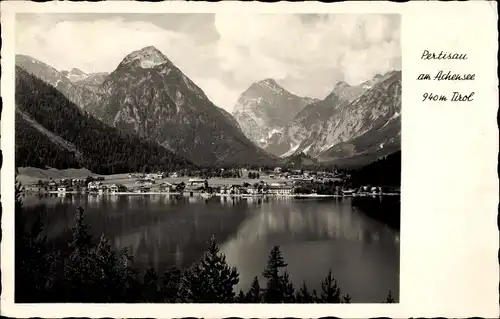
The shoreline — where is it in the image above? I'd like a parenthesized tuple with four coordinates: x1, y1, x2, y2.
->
(28, 190, 400, 198)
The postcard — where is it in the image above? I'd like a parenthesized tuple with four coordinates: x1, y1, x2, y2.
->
(0, 1, 498, 318)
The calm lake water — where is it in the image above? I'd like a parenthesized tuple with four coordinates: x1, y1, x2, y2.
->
(23, 194, 400, 303)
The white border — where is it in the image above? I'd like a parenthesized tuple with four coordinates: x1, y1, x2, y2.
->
(1, 1, 499, 318)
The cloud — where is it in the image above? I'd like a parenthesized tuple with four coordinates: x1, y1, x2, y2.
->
(213, 13, 401, 97)
(16, 15, 184, 73)
(15, 13, 401, 112)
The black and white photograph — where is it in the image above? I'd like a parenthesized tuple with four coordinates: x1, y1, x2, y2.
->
(13, 12, 401, 304)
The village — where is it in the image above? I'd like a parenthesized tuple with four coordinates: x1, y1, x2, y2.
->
(24, 167, 400, 198)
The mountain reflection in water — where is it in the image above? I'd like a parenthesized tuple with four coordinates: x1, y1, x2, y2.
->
(23, 194, 399, 303)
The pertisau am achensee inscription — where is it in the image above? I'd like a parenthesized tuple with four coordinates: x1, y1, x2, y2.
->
(418, 50, 475, 102)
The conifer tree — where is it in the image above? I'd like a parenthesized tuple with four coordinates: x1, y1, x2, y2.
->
(319, 270, 341, 303)
(296, 281, 314, 303)
(64, 207, 99, 301)
(143, 268, 160, 302)
(115, 247, 141, 302)
(342, 294, 352, 303)
(70, 207, 93, 252)
(237, 290, 246, 302)
(262, 245, 288, 303)
(161, 266, 183, 302)
(281, 271, 296, 302)
(246, 276, 263, 303)
(311, 289, 319, 302)
(385, 290, 395, 303)
(92, 234, 122, 301)
(184, 236, 239, 302)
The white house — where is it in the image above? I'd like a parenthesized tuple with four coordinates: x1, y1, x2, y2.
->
(57, 186, 67, 193)
(156, 172, 166, 179)
(246, 185, 260, 195)
(268, 184, 294, 195)
(88, 181, 101, 191)
(188, 178, 206, 186)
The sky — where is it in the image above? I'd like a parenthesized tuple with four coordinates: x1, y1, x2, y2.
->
(16, 13, 401, 112)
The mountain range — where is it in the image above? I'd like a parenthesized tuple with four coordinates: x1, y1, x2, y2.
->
(235, 71, 401, 166)
(16, 47, 277, 168)
(15, 45, 400, 173)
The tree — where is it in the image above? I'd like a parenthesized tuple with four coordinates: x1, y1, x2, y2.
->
(161, 266, 183, 302)
(342, 294, 352, 303)
(236, 290, 246, 302)
(143, 268, 160, 302)
(385, 290, 395, 303)
(183, 237, 239, 302)
(246, 276, 262, 303)
(319, 270, 341, 303)
(70, 207, 92, 252)
(64, 207, 99, 301)
(296, 281, 314, 303)
(262, 245, 288, 303)
(92, 234, 130, 302)
(281, 271, 296, 302)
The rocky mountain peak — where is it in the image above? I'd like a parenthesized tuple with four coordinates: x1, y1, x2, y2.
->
(253, 78, 285, 94)
(232, 78, 317, 149)
(120, 46, 170, 69)
(259, 78, 279, 86)
(334, 80, 350, 89)
(70, 68, 85, 75)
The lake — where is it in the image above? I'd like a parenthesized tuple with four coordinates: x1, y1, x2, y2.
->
(22, 194, 400, 303)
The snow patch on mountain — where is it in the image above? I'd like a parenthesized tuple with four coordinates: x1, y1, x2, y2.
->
(281, 143, 300, 158)
(382, 111, 401, 128)
(302, 144, 312, 154)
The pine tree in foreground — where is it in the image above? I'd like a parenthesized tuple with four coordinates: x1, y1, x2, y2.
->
(281, 271, 296, 302)
(184, 236, 239, 302)
(246, 276, 263, 303)
(236, 290, 246, 302)
(342, 294, 352, 303)
(296, 281, 314, 303)
(161, 266, 183, 302)
(319, 269, 342, 303)
(262, 245, 289, 303)
(385, 290, 395, 303)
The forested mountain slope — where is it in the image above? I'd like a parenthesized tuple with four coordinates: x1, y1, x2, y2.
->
(15, 66, 193, 174)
